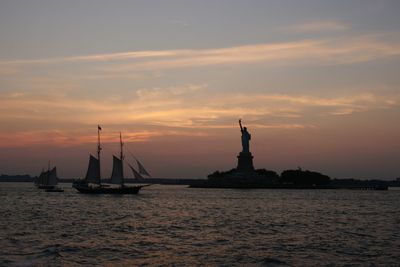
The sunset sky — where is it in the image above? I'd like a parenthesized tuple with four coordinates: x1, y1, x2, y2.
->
(1, 0, 399, 179)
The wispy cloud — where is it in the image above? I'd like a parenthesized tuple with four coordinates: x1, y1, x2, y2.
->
(2, 89, 398, 120)
(1, 84, 398, 147)
(0, 129, 203, 148)
(136, 84, 206, 99)
(0, 50, 176, 66)
(0, 65, 20, 75)
(1, 31, 400, 147)
(1, 33, 400, 76)
(170, 19, 189, 27)
(284, 20, 349, 33)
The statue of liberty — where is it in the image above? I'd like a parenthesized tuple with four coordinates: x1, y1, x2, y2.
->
(239, 119, 251, 153)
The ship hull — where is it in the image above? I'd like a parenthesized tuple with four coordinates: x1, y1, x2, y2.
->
(37, 185, 56, 189)
(73, 184, 145, 194)
(45, 187, 64, 192)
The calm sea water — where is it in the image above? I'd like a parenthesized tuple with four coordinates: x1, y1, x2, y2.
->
(0, 183, 399, 266)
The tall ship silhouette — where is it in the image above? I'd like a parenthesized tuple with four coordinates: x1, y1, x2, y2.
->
(35, 164, 64, 192)
(73, 126, 149, 194)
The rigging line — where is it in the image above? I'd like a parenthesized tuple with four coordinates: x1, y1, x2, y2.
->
(122, 149, 139, 171)
(126, 149, 138, 161)
(126, 148, 151, 177)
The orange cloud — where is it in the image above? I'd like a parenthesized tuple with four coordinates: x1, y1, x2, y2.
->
(1, 87, 398, 134)
(0, 128, 210, 148)
(0, 86, 398, 148)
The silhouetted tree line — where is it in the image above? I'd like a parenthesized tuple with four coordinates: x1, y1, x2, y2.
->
(0, 174, 33, 182)
(206, 168, 279, 187)
(280, 169, 330, 185)
(208, 168, 331, 186)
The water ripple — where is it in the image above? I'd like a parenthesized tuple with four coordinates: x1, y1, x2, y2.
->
(0, 184, 399, 266)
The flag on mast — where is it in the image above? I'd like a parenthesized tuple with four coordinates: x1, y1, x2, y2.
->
(98, 125, 102, 130)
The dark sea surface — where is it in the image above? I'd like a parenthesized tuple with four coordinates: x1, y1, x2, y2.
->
(0, 183, 399, 266)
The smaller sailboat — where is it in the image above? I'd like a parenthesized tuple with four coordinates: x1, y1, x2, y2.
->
(73, 126, 149, 194)
(35, 164, 64, 192)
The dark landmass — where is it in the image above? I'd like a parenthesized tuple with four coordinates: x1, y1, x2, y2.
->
(189, 168, 400, 190)
(280, 169, 330, 186)
(1, 173, 399, 189)
(0, 174, 204, 185)
(0, 174, 33, 182)
(187, 121, 398, 190)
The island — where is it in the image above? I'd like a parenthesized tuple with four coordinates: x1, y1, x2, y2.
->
(189, 120, 390, 190)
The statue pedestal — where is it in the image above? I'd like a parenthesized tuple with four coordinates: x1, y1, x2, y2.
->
(237, 152, 254, 172)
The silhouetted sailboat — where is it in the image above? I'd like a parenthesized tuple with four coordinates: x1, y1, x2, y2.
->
(35, 164, 64, 192)
(73, 126, 148, 194)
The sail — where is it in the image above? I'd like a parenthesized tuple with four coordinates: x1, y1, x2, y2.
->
(40, 170, 49, 185)
(48, 167, 58, 186)
(85, 154, 101, 184)
(111, 155, 123, 184)
(37, 170, 46, 185)
(136, 159, 151, 177)
(34, 171, 43, 185)
(129, 163, 143, 179)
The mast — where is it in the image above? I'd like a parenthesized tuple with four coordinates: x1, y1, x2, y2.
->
(98, 125, 102, 185)
(120, 132, 124, 185)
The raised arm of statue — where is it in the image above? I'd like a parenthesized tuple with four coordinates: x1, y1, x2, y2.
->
(239, 119, 243, 131)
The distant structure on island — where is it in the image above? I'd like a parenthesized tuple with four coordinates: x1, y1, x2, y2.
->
(237, 119, 254, 172)
(0, 122, 392, 190)
(190, 119, 388, 190)
(191, 119, 279, 188)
